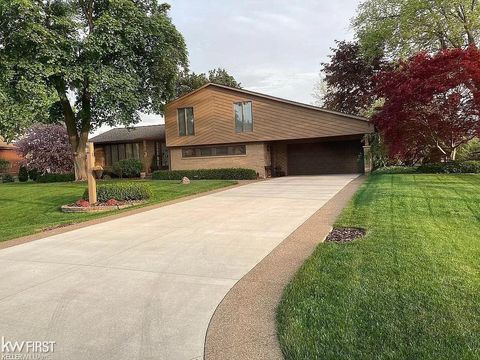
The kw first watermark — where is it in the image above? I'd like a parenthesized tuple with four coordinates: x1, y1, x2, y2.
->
(1, 337, 55, 360)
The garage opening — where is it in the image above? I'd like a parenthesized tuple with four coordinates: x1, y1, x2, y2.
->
(286, 140, 364, 175)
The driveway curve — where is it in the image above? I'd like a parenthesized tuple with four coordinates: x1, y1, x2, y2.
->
(0, 175, 357, 360)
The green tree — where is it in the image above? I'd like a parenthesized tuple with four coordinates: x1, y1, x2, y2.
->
(207, 68, 241, 88)
(175, 70, 209, 98)
(353, 0, 480, 59)
(0, 0, 187, 180)
(175, 67, 241, 97)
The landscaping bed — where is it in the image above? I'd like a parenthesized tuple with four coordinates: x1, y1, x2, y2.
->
(277, 174, 480, 360)
(324, 227, 366, 244)
(61, 200, 146, 213)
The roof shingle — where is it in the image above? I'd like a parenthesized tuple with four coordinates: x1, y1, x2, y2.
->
(89, 124, 165, 144)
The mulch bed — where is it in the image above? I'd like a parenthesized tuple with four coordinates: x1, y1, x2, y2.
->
(325, 227, 366, 244)
(61, 200, 146, 213)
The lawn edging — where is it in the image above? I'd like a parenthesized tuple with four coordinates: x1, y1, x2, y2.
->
(0, 180, 255, 250)
(204, 175, 366, 360)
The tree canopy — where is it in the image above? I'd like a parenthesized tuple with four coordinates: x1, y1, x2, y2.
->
(373, 47, 480, 162)
(353, 0, 480, 59)
(175, 67, 241, 98)
(315, 41, 389, 116)
(16, 124, 74, 174)
(0, 0, 187, 179)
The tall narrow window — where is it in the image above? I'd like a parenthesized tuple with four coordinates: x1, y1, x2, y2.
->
(234, 101, 253, 132)
(178, 107, 194, 136)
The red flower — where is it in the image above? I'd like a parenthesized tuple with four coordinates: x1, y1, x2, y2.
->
(75, 199, 90, 208)
(105, 199, 119, 206)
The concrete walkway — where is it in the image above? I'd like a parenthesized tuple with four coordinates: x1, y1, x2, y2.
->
(0, 175, 357, 360)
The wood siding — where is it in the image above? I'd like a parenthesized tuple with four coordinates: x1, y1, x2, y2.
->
(165, 85, 373, 147)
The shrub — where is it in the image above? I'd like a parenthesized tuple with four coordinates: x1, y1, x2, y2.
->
(83, 182, 153, 202)
(36, 173, 75, 183)
(112, 159, 143, 178)
(152, 168, 257, 180)
(18, 166, 29, 182)
(1, 174, 14, 183)
(28, 168, 40, 181)
(0, 159, 9, 173)
(457, 138, 480, 161)
(417, 161, 480, 174)
(372, 166, 418, 175)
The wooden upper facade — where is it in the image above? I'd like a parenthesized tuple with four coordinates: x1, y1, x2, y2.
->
(165, 84, 373, 147)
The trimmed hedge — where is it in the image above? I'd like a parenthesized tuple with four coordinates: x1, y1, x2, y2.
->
(113, 159, 143, 178)
(18, 166, 29, 182)
(36, 173, 75, 183)
(1, 174, 14, 183)
(83, 182, 153, 203)
(28, 168, 40, 181)
(417, 161, 480, 174)
(152, 168, 257, 180)
(372, 166, 417, 175)
(373, 161, 480, 175)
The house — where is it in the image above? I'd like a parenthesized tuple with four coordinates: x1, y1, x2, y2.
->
(0, 137, 23, 175)
(89, 125, 168, 174)
(164, 83, 374, 178)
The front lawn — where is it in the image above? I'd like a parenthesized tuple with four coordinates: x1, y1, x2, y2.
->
(277, 174, 480, 360)
(0, 179, 235, 242)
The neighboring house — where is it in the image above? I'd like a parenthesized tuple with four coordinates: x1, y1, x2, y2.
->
(89, 125, 168, 175)
(164, 83, 374, 178)
(0, 137, 23, 175)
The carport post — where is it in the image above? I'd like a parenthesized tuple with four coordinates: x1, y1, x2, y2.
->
(86, 142, 97, 204)
(363, 144, 373, 173)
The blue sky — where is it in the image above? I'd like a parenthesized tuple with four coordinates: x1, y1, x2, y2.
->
(94, 0, 360, 134)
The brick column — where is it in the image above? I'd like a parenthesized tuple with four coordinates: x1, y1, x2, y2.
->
(363, 145, 373, 174)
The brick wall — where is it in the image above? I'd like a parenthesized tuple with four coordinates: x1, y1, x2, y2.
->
(272, 143, 288, 176)
(170, 142, 268, 178)
(0, 148, 23, 175)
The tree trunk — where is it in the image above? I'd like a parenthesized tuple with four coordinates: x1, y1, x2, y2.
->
(54, 76, 91, 181)
(74, 149, 87, 181)
(450, 148, 457, 161)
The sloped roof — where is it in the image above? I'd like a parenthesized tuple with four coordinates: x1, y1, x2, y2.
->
(89, 124, 165, 144)
(168, 83, 369, 123)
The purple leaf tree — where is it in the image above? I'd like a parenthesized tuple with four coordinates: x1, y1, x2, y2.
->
(16, 124, 74, 174)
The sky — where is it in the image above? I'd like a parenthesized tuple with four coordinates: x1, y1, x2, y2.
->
(93, 0, 360, 135)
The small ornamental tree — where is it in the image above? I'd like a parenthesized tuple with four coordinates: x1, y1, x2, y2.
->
(373, 47, 480, 161)
(16, 124, 74, 174)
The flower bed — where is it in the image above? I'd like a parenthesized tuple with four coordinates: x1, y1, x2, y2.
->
(61, 198, 146, 213)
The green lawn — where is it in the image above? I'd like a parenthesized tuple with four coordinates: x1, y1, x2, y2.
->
(0, 179, 235, 242)
(277, 174, 480, 360)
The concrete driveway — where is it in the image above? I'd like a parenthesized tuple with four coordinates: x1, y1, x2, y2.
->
(0, 175, 357, 360)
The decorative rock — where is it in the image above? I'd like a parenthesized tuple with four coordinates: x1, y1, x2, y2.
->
(181, 176, 190, 184)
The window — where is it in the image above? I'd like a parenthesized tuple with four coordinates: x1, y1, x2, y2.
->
(103, 142, 141, 166)
(234, 101, 253, 132)
(178, 107, 194, 136)
(182, 145, 246, 158)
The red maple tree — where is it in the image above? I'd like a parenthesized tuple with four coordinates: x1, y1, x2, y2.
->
(373, 47, 480, 162)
